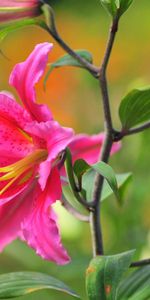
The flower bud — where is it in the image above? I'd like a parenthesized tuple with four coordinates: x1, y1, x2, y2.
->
(0, 0, 42, 23)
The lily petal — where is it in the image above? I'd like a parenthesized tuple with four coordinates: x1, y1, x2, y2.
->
(0, 176, 36, 206)
(9, 43, 53, 122)
(0, 92, 32, 129)
(25, 120, 74, 190)
(22, 168, 70, 265)
(68, 133, 121, 164)
(0, 92, 36, 202)
(0, 111, 34, 160)
(0, 180, 36, 251)
(0, 1, 39, 7)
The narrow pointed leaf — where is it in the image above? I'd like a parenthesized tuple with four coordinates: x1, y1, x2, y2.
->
(118, 0, 133, 16)
(73, 160, 120, 202)
(118, 265, 150, 299)
(119, 87, 150, 130)
(0, 272, 80, 299)
(92, 161, 120, 202)
(128, 285, 150, 300)
(73, 159, 90, 186)
(100, 0, 118, 17)
(102, 172, 132, 201)
(44, 50, 93, 88)
(82, 171, 132, 203)
(86, 250, 135, 300)
(62, 184, 88, 215)
(65, 157, 128, 205)
(100, 0, 133, 18)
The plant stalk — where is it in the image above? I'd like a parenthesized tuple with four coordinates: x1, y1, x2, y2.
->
(90, 15, 119, 256)
(130, 258, 150, 268)
(41, 5, 99, 78)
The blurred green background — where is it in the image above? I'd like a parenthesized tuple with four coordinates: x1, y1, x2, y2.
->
(0, 0, 150, 299)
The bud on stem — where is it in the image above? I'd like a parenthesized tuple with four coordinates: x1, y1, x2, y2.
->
(0, 0, 42, 23)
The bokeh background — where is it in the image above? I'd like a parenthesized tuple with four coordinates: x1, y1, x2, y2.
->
(0, 0, 150, 299)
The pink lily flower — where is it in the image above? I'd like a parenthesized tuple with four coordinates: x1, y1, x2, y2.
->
(0, 0, 41, 23)
(0, 42, 120, 264)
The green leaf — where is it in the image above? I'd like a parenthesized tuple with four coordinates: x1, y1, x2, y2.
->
(119, 87, 150, 130)
(100, 0, 133, 18)
(65, 148, 79, 193)
(73, 160, 120, 203)
(119, 0, 133, 16)
(128, 285, 150, 300)
(62, 184, 88, 215)
(65, 156, 130, 205)
(73, 159, 90, 187)
(86, 250, 135, 300)
(66, 169, 131, 206)
(48, 50, 93, 68)
(0, 271, 80, 299)
(118, 265, 150, 300)
(102, 172, 132, 201)
(44, 50, 93, 88)
(83, 171, 132, 203)
(92, 161, 120, 202)
(0, 18, 42, 42)
(100, 0, 118, 17)
(41, 3, 55, 31)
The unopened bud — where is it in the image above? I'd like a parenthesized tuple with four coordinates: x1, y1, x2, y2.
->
(0, 0, 42, 24)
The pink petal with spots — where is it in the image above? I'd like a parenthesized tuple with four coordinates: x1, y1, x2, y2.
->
(25, 120, 74, 190)
(9, 43, 53, 122)
(22, 168, 70, 264)
(68, 133, 121, 164)
(0, 92, 34, 165)
(0, 93, 36, 203)
(0, 115, 34, 160)
(0, 92, 32, 129)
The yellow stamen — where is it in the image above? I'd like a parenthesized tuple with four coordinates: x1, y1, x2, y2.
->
(18, 128, 33, 143)
(18, 169, 33, 185)
(0, 149, 48, 195)
(0, 173, 22, 195)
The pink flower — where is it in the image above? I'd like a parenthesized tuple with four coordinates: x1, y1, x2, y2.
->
(0, 0, 41, 23)
(0, 42, 120, 264)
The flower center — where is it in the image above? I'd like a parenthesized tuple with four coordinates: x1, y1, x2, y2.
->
(0, 149, 48, 195)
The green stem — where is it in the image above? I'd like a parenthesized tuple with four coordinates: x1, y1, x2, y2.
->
(41, 4, 99, 78)
(130, 258, 150, 268)
(90, 15, 119, 256)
